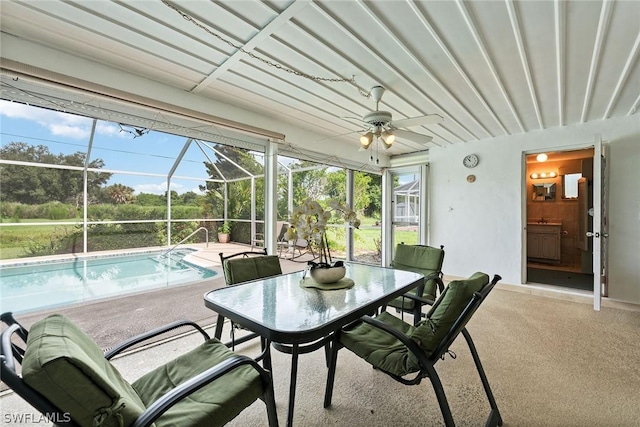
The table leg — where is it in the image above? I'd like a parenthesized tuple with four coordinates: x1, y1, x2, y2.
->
(286, 343, 300, 427)
(262, 337, 273, 371)
(214, 315, 225, 340)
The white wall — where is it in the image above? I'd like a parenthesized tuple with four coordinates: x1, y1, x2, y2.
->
(428, 114, 640, 304)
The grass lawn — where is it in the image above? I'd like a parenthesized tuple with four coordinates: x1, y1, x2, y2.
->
(0, 217, 420, 261)
(325, 217, 418, 257)
(0, 219, 79, 260)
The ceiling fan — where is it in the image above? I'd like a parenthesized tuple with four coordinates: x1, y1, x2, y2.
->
(353, 86, 443, 150)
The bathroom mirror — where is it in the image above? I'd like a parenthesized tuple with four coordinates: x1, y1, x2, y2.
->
(562, 173, 581, 199)
(532, 183, 556, 201)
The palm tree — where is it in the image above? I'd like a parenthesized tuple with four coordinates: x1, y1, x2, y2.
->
(106, 184, 135, 204)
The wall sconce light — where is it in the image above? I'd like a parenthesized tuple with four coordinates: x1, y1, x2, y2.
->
(530, 172, 557, 179)
(536, 153, 548, 162)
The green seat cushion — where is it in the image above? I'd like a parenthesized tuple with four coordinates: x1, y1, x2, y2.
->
(341, 272, 489, 378)
(22, 314, 146, 427)
(340, 312, 421, 377)
(409, 272, 489, 356)
(388, 245, 444, 310)
(223, 255, 282, 286)
(132, 338, 264, 427)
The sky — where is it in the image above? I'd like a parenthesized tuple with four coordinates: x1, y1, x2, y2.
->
(0, 100, 409, 196)
(0, 99, 224, 195)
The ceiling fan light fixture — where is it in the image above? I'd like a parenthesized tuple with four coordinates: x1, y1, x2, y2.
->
(381, 130, 395, 145)
(360, 132, 374, 149)
(381, 137, 393, 150)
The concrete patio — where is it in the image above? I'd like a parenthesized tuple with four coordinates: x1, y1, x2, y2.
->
(2, 265, 639, 426)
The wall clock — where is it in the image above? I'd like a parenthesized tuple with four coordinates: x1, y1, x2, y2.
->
(463, 154, 479, 168)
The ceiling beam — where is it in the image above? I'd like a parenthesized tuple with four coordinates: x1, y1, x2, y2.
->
(191, 0, 312, 94)
(603, 31, 640, 119)
(580, 0, 613, 123)
(312, 2, 471, 143)
(408, 1, 508, 136)
(554, 0, 566, 127)
(506, 0, 543, 129)
(456, 0, 525, 133)
(357, 0, 493, 140)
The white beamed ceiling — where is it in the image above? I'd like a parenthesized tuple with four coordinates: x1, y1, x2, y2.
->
(0, 0, 638, 161)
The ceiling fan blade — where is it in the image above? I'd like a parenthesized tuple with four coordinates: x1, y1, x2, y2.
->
(392, 129, 433, 145)
(391, 113, 443, 129)
(341, 116, 368, 126)
(314, 129, 363, 143)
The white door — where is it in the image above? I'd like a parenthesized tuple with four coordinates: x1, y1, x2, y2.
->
(590, 136, 609, 311)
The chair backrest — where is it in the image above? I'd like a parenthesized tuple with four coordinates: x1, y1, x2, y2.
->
(408, 273, 501, 360)
(219, 249, 282, 286)
(391, 244, 445, 298)
(276, 221, 288, 241)
(1, 313, 146, 427)
(1, 321, 77, 426)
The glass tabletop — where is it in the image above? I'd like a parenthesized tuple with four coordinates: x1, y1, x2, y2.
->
(204, 263, 424, 344)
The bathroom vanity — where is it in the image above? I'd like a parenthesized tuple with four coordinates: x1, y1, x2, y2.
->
(527, 223, 562, 263)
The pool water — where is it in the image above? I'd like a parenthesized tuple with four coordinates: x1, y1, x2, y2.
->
(0, 249, 217, 314)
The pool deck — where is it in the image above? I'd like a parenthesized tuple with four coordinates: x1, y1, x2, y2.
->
(3, 242, 314, 350)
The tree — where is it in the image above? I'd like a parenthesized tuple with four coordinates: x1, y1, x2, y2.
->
(200, 145, 264, 219)
(180, 191, 201, 206)
(135, 193, 165, 206)
(0, 142, 111, 204)
(106, 184, 135, 204)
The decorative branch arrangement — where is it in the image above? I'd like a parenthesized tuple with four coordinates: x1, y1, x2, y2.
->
(285, 198, 361, 266)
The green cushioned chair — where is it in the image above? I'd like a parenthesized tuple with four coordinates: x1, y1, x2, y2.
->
(216, 249, 283, 348)
(324, 273, 503, 427)
(0, 312, 278, 427)
(387, 244, 445, 324)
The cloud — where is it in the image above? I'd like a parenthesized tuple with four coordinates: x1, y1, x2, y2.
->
(133, 181, 206, 195)
(0, 100, 93, 139)
(95, 122, 125, 137)
(134, 183, 170, 195)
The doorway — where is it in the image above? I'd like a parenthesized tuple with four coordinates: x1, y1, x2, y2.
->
(384, 165, 428, 265)
(525, 149, 594, 291)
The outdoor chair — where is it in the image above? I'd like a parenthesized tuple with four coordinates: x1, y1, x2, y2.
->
(276, 223, 316, 261)
(251, 221, 286, 251)
(0, 312, 278, 427)
(324, 272, 502, 427)
(386, 243, 445, 323)
(217, 249, 283, 348)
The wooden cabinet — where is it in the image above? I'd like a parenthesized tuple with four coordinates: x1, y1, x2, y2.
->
(527, 224, 561, 263)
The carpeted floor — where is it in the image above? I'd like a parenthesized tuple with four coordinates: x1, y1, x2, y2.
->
(3, 287, 639, 426)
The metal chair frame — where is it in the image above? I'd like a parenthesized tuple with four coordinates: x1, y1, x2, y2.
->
(217, 249, 281, 350)
(324, 275, 503, 427)
(0, 312, 279, 427)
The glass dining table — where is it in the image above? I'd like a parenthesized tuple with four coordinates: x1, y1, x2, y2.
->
(203, 262, 424, 427)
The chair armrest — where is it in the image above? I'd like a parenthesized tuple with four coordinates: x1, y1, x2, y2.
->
(397, 271, 442, 305)
(104, 320, 210, 360)
(399, 294, 436, 306)
(131, 354, 269, 427)
(358, 315, 430, 368)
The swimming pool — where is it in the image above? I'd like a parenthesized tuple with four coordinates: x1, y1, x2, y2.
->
(0, 249, 217, 314)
